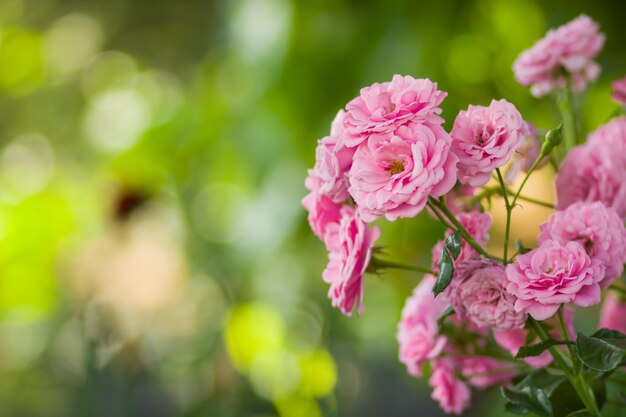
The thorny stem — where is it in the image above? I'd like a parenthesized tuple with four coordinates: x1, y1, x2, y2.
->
(369, 257, 435, 275)
(495, 168, 512, 264)
(426, 200, 457, 232)
(557, 82, 579, 154)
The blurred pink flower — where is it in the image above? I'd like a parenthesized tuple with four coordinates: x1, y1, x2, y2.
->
(343, 75, 447, 148)
(513, 15, 605, 97)
(397, 275, 448, 377)
(460, 357, 516, 388)
(612, 75, 626, 105)
(304, 110, 355, 203)
(587, 116, 626, 153)
(555, 140, 626, 219)
(322, 206, 380, 316)
(431, 211, 492, 272)
(494, 307, 575, 367)
(447, 259, 526, 331)
(451, 99, 528, 186)
(538, 202, 626, 284)
(348, 121, 458, 222)
(599, 292, 626, 334)
(301, 193, 342, 242)
(505, 240, 605, 320)
(429, 358, 471, 415)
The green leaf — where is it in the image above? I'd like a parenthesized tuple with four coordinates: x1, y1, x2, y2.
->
(566, 410, 594, 417)
(516, 338, 573, 359)
(445, 231, 462, 259)
(501, 386, 553, 417)
(436, 305, 455, 332)
(432, 232, 462, 296)
(576, 331, 626, 372)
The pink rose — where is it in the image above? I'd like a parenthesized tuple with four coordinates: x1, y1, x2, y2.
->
(555, 140, 626, 219)
(513, 15, 605, 97)
(588, 116, 626, 153)
(301, 192, 342, 242)
(304, 110, 355, 203)
(612, 75, 626, 105)
(505, 240, 605, 320)
(322, 206, 380, 316)
(348, 121, 458, 222)
(460, 357, 516, 388)
(450, 99, 528, 186)
(494, 307, 575, 368)
(505, 123, 543, 183)
(538, 202, 626, 284)
(599, 292, 626, 334)
(447, 259, 527, 331)
(431, 211, 492, 272)
(397, 275, 448, 377)
(429, 358, 471, 415)
(343, 75, 447, 148)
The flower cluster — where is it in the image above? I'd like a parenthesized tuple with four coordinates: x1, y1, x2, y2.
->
(304, 14, 626, 416)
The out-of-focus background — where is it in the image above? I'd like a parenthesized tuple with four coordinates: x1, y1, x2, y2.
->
(0, 0, 624, 416)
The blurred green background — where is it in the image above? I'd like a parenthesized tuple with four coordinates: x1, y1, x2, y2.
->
(0, 0, 624, 416)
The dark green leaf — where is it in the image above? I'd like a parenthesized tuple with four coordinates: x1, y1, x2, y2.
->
(432, 250, 453, 296)
(516, 338, 573, 359)
(445, 231, 462, 260)
(566, 411, 594, 417)
(436, 305, 455, 332)
(501, 386, 553, 417)
(592, 328, 626, 340)
(576, 332, 626, 372)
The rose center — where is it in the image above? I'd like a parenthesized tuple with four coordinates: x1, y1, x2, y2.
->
(388, 160, 405, 175)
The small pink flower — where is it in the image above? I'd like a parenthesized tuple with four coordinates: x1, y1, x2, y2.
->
(494, 307, 575, 368)
(447, 259, 527, 331)
(451, 99, 528, 186)
(513, 15, 605, 97)
(429, 358, 471, 415)
(322, 206, 380, 316)
(612, 75, 626, 105)
(301, 192, 342, 242)
(343, 75, 447, 148)
(505, 123, 543, 183)
(442, 184, 481, 215)
(588, 116, 626, 154)
(599, 292, 626, 334)
(505, 240, 605, 320)
(304, 110, 355, 203)
(397, 275, 448, 377)
(348, 121, 458, 222)
(431, 211, 492, 272)
(538, 202, 626, 284)
(555, 140, 626, 219)
(460, 357, 516, 388)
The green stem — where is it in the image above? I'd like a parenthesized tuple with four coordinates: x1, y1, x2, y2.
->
(428, 197, 502, 262)
(426, 200, 457, 232)
(496, 168, 512, 264)
(511, 157, 543, 208)
(609, 284, 626, 298)
(529, 318, 601, 416)
(513, 193, 554, 209)
(557, 84, 579, 152)
(557, 306, 579, 373)
(369, 257, 435, 275)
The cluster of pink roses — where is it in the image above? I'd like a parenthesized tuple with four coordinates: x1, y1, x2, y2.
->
(303, 13, 626, 416)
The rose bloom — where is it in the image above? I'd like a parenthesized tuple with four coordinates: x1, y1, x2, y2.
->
(450, 99, 528, 186)
(301, 192, 342, 242)
(429, 358, 471, 415)
(513, 15, 605, 97)
(494, 307, 575, 368)
(612, 75, 626, 105)
(539, 201, 626, 284)
(397, 275, 448, 377)
(460, 357, 516, 389)
(555, 140, 626, 219)
(447, 259, 527, 330)
(505, 240, 605, 320)
(588, 116, 626, 153)
(431, 211, 492, 272)
(304, 110, 355, 203)
(599, 292, 626, 334)
(342, 75, 447, 148)
(348, 121, 458, 222)
(322, 206, 380, 316)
